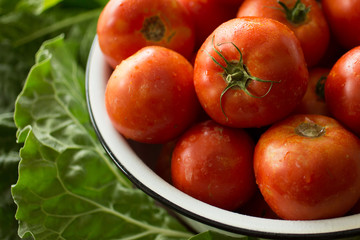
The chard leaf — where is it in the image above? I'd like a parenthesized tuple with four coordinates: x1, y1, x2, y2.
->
(12, 36, 193, 240)
(0, 0, 101, 114)
(15, 0, 63, 14)
(0, 113, 21, 240)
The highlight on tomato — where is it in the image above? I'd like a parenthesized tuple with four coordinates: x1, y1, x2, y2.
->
(194, 17, 308, 128)
(236, 0, 330, 67)
(325, 46, 360, 136)
(105, 46, 200, 144)
(97, 0, 195, 68)
(171, 120, 256, 211)
(254, 114, 360, 220)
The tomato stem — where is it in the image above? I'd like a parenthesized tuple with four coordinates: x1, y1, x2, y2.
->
(295, 122, 326, 138)
(203, 36, 279, 119)
(278, 0, 311, 25)
(315, 75, 327, 101)
(141, 15, 165, 42)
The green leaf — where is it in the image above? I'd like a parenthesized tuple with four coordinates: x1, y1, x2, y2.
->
(16, 0, 62, 14)
(0, 1, 101, 114)
(0, 112, 21, 240)
(0, 3, 102, 238)
(12, 35, 193, 239)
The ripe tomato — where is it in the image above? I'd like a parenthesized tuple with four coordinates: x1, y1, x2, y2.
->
(349, 199, 360, 215)
(238, 190, 279, 219)
(97, 0, 195, 68)
(105, 46, 200, 144)
(325, 46, 360, 136)
(254, 114, 360, 220)
(177, 0, 237, 49)
(294, 68, 330, 116)
(316, 34, 347, 69)
(236, 0, 330, 67)
(171, 120, 256, 211)
(218, 0, 244, 6)
(322, 0, 360, 50)
(194, 17, 308, 128)
(155, 139, 177, 183)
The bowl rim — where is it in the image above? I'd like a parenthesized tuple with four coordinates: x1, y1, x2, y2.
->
(85, 35, 360, 239)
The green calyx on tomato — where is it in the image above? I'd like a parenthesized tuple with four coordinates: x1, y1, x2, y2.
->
(315, 75, 326, 101)
(278, 0, 311, 25)
(295, 121, 326, 138)
(204, 36, 279, 118)
(141, 15, 166, 42)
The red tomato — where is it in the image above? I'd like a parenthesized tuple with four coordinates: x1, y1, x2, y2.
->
(325, 46, 360, 136)
(171, 120, 256, 211)
(218, 0, 244, 6)
(238, 190, 279, 219)
(348, 199, 360, 215)
(177, 0, 237, 49)
(294, 68, 330, 116)
(194, 17, 308, 128)
(322, 0, 360, 50)
(97, 0, 195, 68)
(237, 0, 330, 67)
(105, 46, 200, 144)
(155, 139, 177, 183)
(316, 28, 348, 69)
(254, 114, 360, 220)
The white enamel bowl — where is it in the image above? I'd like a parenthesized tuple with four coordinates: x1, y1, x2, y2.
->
(86, 36, 360, 239)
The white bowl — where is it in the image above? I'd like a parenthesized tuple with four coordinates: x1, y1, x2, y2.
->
(85, 35, 360, 239)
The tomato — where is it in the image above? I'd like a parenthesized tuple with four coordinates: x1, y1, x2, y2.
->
(178, 0, 237, 49)
(236, 0, 330, 67)
(171, 120, 256, 211)
(238, 190, 279, 219)
(325, 46, 360, 136)
(294, 68, 330, 116)
(218, 0, 244, 6)
(194, 17, 308, 128)
(155, 139, 177, 183)
(349, 199, 360, 215)
(105, 46, 200, 144)
(316, 34, 347, 69)
(97, 0, 195, 68)
(322, 0, 360, 50)
(254, 114, 360, 220)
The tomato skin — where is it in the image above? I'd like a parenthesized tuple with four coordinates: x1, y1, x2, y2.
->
(194, 17, 308, 128)
(349, 199, 360, 215)
(236, 0, 330, 67)
(254, 114, 360, 220)
(217, 0, 244, 6)
(177, 0, 237, 49)
(97, 0, 195, 68)
(325, 46, 360, 136)
(294, 68, 330, 116)
(171, 120, 256, 210)
(105, 46, 200, 144)
(322, 0, 360, 50)
(155, 139, 177, 183)
(238, 190, 279, 219)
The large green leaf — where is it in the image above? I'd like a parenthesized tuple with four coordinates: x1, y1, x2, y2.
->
(12, 36, 193, 240)
(0, 113, 21, 240)
(0, 0, 101, 114)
